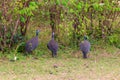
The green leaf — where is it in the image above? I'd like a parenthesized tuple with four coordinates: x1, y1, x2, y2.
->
(20, 16, 26, 23)
(69, 9, 74, 13)
(29, 1, 36, 6)
(56, 0, 60, 5)
(61, 0, 69, 6)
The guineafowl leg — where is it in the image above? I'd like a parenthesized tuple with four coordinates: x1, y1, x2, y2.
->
(54, 52, 57, 57)
(52, 52, 57, 58)
(52, 51, 54, 57)
(83, 53, 87, 58)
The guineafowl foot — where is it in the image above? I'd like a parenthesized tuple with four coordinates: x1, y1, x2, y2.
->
(52, 55, 57, 58)
(54, 55, 57, 58)
(83, 56, 87, 59)
(52, 54, 57, 58)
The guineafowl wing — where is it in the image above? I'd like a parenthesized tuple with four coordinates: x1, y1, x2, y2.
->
(80, 40, 90, 54)
(47, 40, 58, 52)
(25, 37, 38, 52)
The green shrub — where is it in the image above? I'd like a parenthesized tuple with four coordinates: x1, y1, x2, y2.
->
(108, 34, 120, 48)
(16, 42, 26, 53)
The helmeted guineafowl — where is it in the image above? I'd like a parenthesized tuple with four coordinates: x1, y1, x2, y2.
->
(25, 30, 40, 53)
(47, 32, 58, 57)
(80, 36, 91, 58)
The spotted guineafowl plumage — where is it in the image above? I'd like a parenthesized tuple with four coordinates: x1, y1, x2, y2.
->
(80, 36, 91, 58)
(25, 30, 40, 53)
(47, 32, 58, 57)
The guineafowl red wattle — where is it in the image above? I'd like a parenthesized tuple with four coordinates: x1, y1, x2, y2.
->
(47, 32, 58, 57)
(80, 36, 91, 58)
(25, 30, 40, 53)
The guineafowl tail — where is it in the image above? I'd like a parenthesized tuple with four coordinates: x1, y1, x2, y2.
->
(83, 53, 87, 58)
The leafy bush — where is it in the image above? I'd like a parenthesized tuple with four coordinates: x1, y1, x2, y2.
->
(16, 42, 26, 53)
(108, 34, 120, 48)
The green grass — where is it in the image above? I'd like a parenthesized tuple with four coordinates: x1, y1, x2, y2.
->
(0, 46, 120, 80)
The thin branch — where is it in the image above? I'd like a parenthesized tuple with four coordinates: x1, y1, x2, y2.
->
(9, 17, 20, 47)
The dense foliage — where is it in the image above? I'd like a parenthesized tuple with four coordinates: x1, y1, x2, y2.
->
(0, 0, 120, 52)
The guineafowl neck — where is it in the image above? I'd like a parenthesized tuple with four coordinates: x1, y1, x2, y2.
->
(84, 38, 87, 40)
(52, 35, 54, 39)
(36, 33, 39, 36)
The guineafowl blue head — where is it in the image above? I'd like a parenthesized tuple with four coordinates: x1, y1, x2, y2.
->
(84, 35, 88, 40)
(36, 30, 40, 36)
